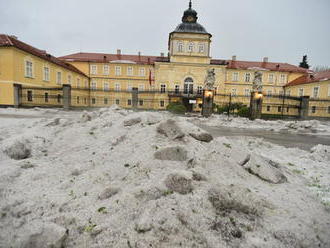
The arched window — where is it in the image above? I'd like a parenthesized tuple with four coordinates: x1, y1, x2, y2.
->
(188, 42, 194, 52)
(178, 42, 183, 52)
(184, 77, 194, 94)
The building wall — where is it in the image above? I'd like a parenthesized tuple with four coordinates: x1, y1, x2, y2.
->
(0, 47, 15, 105)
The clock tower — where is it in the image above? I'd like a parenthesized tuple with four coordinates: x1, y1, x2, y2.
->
(168, 0, 212, 64)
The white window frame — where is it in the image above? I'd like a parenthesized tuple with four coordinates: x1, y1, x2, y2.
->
(197, 86, 203, 95)
(91, 81, 97, 90)
(139, 67, 145, 77)
(280, 74, 287, 84)
(56, 71, 62, 85)
(43, 66, 50, 81)
(267, 90, 272, 97)
(127, 67, 133, 76)
(198, 43, 205, 53)
(188, 42, 194, 52)
(115, 83, 120, 91)
(244, 88, 250, 96)
(104, 82, 109, 91)
(175, 85, 180, 94)
(298, 88, 304, 97)
(231, 88, 237, 96)
(328, 84, 330, 97)
(115, 66, 121, 76)
(178, 41, 184, 52)
(90, 65, 97, 75)
(25, 60, 33, 78)
(268, 74, 274, 83)
(138, 85, 144, 91)
(232, 72, 239, 82)
(128, 84, 133, 91)
(76, 78, 80, 88)
(245, 73, 251, 82)
(313, 86, 320, 98)
(103, 65, 110, 75)
(67, 74, 72, 84)
(160, 84, 166, 93)
(160, 100, 165, 107)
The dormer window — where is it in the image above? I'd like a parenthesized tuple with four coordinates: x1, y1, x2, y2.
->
(198, 43, 205, 53)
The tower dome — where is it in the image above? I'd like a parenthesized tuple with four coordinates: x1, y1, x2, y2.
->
(173, 0, 210, 35)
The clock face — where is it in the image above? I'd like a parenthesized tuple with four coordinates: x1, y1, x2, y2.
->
(187, 16, 195, 22)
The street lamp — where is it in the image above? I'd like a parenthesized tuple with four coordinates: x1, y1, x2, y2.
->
(204, 90, 213, 102)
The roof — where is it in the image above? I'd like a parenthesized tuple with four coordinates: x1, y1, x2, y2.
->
(0, 34, 87, 77)
(227, 60, 308, 73)
(173, 22, 210, 36)
(59, 52, 159, 65)
(285, 70, 330, 87)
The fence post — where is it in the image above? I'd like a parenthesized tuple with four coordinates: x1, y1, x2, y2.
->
(249, 92, 263, 120)
(299, 96, 309, 119)
(13, 84, 22, 108)
(62, 84, 71, 110)
(132, 88, 138, 110)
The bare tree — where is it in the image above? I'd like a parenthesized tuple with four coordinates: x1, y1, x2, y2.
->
(312, 66, 330, 72)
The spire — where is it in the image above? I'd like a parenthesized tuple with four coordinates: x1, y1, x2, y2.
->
(189, 0, 192, 9)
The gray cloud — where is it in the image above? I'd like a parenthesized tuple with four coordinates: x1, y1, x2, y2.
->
(0, 0, 329, 67)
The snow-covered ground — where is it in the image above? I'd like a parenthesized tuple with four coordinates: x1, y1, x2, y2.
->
(0, 107, 329, 248)
(195, 114, 330, 135)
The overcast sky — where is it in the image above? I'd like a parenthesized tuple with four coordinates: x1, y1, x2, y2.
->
(1, 0, 329, 67)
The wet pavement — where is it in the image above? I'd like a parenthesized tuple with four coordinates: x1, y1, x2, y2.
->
(199, 124, 330, 151)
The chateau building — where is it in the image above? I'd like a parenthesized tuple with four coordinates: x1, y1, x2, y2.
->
(0, 1, 329, 117)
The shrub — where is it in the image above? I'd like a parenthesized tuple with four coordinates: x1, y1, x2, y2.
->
(237, 106, 250, 117)
(166, 102, 186, 114)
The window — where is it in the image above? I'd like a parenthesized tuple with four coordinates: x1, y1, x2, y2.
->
(84, 98, 87, 104)
(160, 100, 165, 107)
(231, 88, 237, 96)
(67, 75, 72, 84)
(76, 78, 80, 88)
(267, 90, 272, 97)
(160, 84, 166, 93)
(198, 43, 205, 53)
(178, 42, 183, 52)
(197, 86, 203, 95)
(104, 98, 108, 105)
(138, 85, 144, 91)
(184, 77, 194, 94)
(57, 94, 61, 103)
(27, 91, 33, 101)
(128, 85, 133, 91)
(188, 42, 194, 52)
(44, 93, 49, 103)
(56, 72, 62, 85)
(175, 85, 180, 94)
(311, 106, 316, 113)
(115, 66, 121, 76)
(77, 96, 80, 104)
(266, 106, 271, 112)
(92, 98, 96, 104)
(25, 61, 33, 78)
(286, 90, 291, 96)
(104, 82, 109, 91)
(279, 90, 284, 96)
(287, 107, 290, 113)
(103, 65, 109, 75)
(127, 99, 132, 106)
(244, 88, 250, 96)
(84, 80, 88, 88)
(278, 106, 282, 112)
(116, 99, 120, 105)
(232, 72, 239, 82)
(127, 67, 133, 76)
(90, 65, 97, 75)
(328, 106, 330, 114)
(139, 100, 144, 106)
(328, 85, 330, 97)
(280, 74, 287, 84)
(298, 88, 304, 97)
(139, 68, 145, 76)
(43, 67, 50, 81)
(115, 83, 120, 91)
(313, 87, 319, 98)
(245, 73, 251, 82)
(91, 81, 97, 90)
(268, 74, 274, 83)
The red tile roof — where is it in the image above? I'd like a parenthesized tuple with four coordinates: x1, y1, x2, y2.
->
(227, 60, 308, 73)
(0, 34, 87, 77)
(59, 52, 159, 65)
(285, 70, 330, 87)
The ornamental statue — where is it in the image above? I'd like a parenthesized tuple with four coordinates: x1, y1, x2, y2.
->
(204, 69, 216, 90)
(252, 71, 263, 92)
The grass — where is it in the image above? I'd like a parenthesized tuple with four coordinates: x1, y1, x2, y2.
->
(292, 169, 304, 175)
(163, 189, 174, 196)
(97, 207, 107, 214)
(287, 162, 295, 167)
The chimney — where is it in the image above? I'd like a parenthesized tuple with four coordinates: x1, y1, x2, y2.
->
(160, 52, 164, 57)
(117, 49, 121, 55)
(10, 35, 18, 40)
(103, 55, 107, 61)
(263, 57, 269, 63)
(232, 55, 237, 61)
(148, 58, 150, 64)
